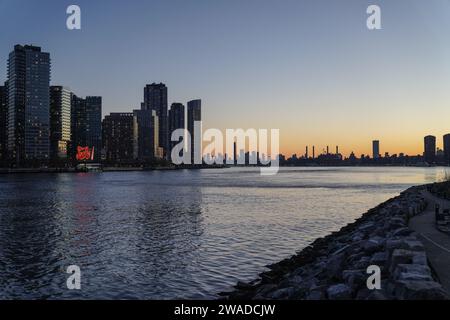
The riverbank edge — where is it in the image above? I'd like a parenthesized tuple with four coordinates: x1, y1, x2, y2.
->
(0, 164, 228, 174)
(223, 183, 449, 300)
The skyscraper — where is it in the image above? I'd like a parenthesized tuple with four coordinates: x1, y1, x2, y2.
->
(71, 95, 102, 162)
(443, 134, 450, 165)
(50, 86, 71, 160)
(187, 99, 201, 163)
(133, 109, 152, 161)
(0, 83, 7, 163)
(7, 45, 51, 165)
(133, 109, 161, 161)
(169, 103, 185, 158)
(85, 96, 102, 162)
(372, 140, 380, 159)
(424, 135, 436, 164)
(102, 112, 134, 162)
(143, 83, 168, 157)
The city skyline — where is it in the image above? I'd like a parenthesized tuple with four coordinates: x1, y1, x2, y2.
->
(2, 1, 450, 156)
(0, 43, 449, 162)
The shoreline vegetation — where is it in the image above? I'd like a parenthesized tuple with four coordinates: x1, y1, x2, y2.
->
(223, 182, 450, 300)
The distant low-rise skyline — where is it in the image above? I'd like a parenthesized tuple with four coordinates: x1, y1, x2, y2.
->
(1, 0, 450, 156)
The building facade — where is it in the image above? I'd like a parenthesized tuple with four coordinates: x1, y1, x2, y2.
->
(443, 134, 450, 165)
(169, 103, 185, 158)
(0, 83, 7, 163)
(187, 99, 202, 163)
(71, 95, 102, 162)
(102, 112, 134, 163)
(372, 140, 380, 159)
(50, 86, 71, 160)
(424, 135, 436, 164)
(143, 83, 168, 157)
(7, 45, 51, 165)
(133, 109, 163, 161)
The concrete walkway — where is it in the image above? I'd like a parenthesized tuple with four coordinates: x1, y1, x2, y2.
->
(409, 190, 450, 295)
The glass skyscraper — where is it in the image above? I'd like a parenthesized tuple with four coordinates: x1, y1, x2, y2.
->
(7, 45, 51, 165)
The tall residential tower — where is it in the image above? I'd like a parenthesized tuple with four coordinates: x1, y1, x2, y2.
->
(187, 99, 201, 163)
(143, 83, 168, 157)
(50, 86, 71, 160)
(7, 45, 51, 165)
(424, 135, 436, 164)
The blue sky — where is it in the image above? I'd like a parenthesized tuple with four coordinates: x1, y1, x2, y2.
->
(1, 0, 450, 155)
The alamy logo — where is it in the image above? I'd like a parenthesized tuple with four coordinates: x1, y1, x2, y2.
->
(366, 265, 381, 290)
(66, 5, 81, 30)
(66, 265, 81, 290)
(366, 5, 381, 30)
(171, 122, 280, 175)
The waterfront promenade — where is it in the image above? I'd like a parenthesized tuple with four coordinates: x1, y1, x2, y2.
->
(409, 191, 450, 295)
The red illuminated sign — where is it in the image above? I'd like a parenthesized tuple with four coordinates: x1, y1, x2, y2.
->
(76, 146, 94, 161)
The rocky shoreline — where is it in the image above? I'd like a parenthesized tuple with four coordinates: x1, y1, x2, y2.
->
(224, 184, 449, 300)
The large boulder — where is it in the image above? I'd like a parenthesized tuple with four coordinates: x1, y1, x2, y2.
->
(363, 237, 385, 254)
(394, 280, 448, 300)
(326, 253, 346, 280)
(342, 269, 366, 291)
(389, 249, 427, 273)
(327, 284, 352, 300)
(392, 264, 434, 284)
(370, 251, 388, 267)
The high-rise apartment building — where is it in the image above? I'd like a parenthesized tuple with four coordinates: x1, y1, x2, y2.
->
(102, 112, 134, 162)
(133, 109, 162, 161)
(187, 99, 201, 163)
(0, 83, 7, 163)
(50, 86, 71, 160)
(143, 83, 168, 157)
(372, 140, 380, 159)
(169, 103, 185, 158)
(443, 134, 450, 165)
(71, 95, 102, 162)
(7, 45, 51, 165)
(424, 135, 436, 164)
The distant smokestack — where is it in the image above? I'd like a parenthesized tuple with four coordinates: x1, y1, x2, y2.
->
(306, 146, 308, 159)
(327, 146, 329, 155)
(313, 146, 315, 159)
(336, 146, 338, 155)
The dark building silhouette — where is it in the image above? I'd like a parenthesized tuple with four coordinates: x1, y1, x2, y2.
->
(133, 109, 161, 160)
(443, 134, 450, 165)
(70, 95, 85, 160)
(372, 140, 380, 159)
(71, 95, 102, 162)
(143, 83, 168, 157)
(50, 86, 71, 160)
(169, 103, 185, 158)
(102, 112, 134, 162)
(424, 135, 436, 164)
(187, 99, 201, 163)
(7, 45, 51, 165)
(0, 83, 7, 163)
